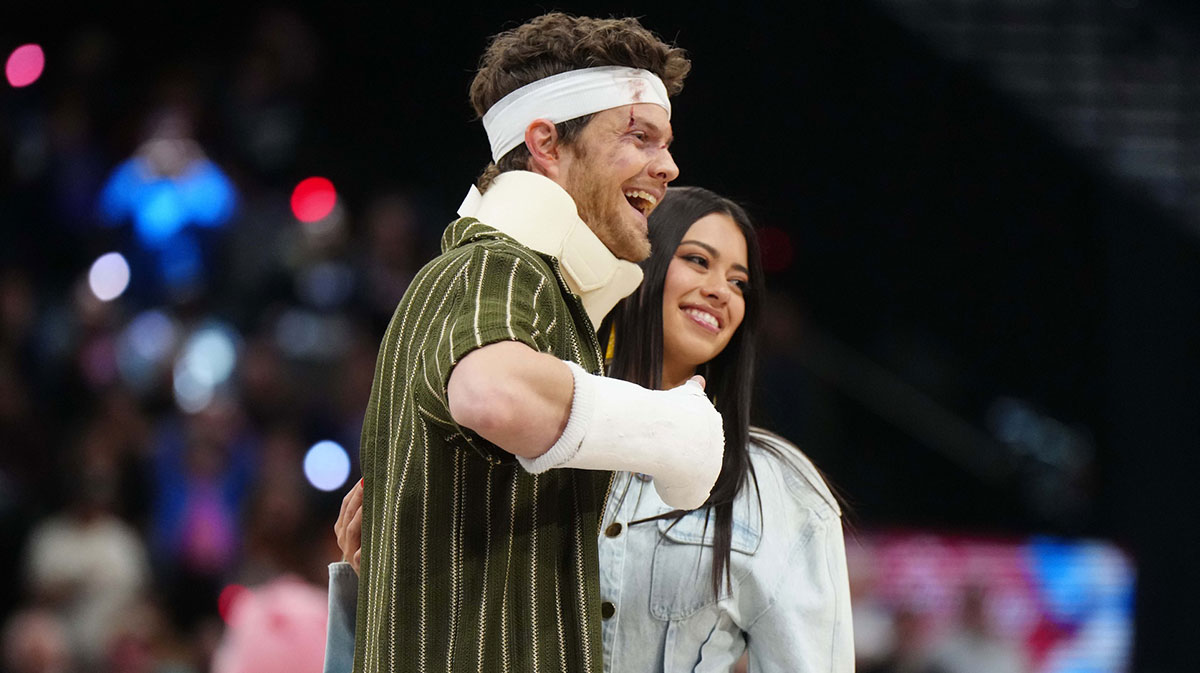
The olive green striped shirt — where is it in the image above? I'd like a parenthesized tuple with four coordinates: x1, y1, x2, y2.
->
(355, 217, 610, 673)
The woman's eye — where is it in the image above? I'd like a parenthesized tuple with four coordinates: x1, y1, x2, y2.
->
(683, 254, 707, 267)
(731, 278, 749, 292)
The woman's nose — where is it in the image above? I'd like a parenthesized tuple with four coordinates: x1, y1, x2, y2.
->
(702, 276, 730, 303)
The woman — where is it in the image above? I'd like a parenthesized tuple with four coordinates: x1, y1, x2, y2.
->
(325, 187, 853, 673)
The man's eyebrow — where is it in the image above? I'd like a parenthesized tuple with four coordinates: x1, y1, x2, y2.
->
(631, 115, 674, 146)
(679, 239, 750, 275)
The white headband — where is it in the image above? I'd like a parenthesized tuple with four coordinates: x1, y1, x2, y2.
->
(481, 66, 671, 162)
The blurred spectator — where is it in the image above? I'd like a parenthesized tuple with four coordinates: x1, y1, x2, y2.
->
(97, 107, 237, 305)
(927, 585, 1027, 673)
(149, 397, 257, 632)
(235, 425, 322, 586)
(209, 577, 327, 673)
(47, 94, 108, 235)
(849, 546, 897, 671)
(0, 351, 51, 503)
(859, 607, 937, 673)
(1, 608, 75, 673)
(70, 280, 124, 394)
(78, 389, 155, 527)
(21, 465, 151, 668)
(1, 267, 37, 351)
(223, 9, 320, 176)
(358, 191, 423, 330)
(103, 596, 195, 673)
(0, 267, 51, 625)
(237, 334, 300, 429)
(320, 323, 379, 463)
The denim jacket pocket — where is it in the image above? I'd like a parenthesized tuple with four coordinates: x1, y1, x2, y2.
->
(649, 507, 762, 620)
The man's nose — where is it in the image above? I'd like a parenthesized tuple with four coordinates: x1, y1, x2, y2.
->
(652, 147, 679, 183)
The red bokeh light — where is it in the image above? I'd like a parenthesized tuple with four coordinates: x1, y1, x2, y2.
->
(290, 177, 337, 222)
(218, 583, 249, 622)
(758, 226, 795, 273)
(6, 44, 45, 88)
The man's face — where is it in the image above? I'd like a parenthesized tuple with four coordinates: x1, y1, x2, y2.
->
(558, 103, 677, 262)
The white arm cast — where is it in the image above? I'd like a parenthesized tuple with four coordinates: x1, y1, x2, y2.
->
(517, 361, 725, 510)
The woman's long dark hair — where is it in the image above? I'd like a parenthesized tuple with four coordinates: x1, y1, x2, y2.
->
(598, 185, 766, 598)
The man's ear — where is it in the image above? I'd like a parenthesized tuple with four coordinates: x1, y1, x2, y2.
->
(524, 118, 564, 179)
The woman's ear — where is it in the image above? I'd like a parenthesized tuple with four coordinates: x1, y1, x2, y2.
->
(524, 118, 562, 179)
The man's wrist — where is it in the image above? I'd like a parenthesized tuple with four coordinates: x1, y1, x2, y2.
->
(517, 361, 593, 473)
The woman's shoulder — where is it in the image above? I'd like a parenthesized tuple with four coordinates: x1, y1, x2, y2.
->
(746, 427, 841, 518)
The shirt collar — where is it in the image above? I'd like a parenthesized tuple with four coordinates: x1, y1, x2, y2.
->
(456, 171, 644, 329)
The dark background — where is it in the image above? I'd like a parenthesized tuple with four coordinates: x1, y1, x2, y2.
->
(3, 2, 1198, 672)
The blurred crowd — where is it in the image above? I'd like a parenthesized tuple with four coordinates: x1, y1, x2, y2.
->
(0, 10, 448, 673)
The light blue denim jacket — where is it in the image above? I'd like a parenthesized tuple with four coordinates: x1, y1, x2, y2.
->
(324, 561, 357, 673)
(597, 431, 853, 672)
(323, 431, 852, 673)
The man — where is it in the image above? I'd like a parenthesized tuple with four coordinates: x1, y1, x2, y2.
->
(353, 13, 724, 673)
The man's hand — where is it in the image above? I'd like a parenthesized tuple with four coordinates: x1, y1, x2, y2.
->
(646, 376, 724, 510)
(335, 479, 364, 573)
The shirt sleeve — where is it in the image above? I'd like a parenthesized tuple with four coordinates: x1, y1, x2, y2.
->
(443, 242, 558, 365)
(412, 242, 562, 454)
(744, 511, 855, 673)
(323, 562, 358, 673)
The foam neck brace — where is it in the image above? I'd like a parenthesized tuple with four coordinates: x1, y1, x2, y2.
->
(457, 171, 643, 329)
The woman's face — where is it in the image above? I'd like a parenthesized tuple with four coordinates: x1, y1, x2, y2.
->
(659, 212, 749, 388)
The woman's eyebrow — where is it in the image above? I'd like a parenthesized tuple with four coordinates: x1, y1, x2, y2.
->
(679, 240, 750, 275)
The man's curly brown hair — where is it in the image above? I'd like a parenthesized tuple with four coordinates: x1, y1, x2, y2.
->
(469, 13, 691, 190)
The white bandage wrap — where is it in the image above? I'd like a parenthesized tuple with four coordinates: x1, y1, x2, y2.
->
(482, 66, 671, 162)
(517, 361, 724, 510)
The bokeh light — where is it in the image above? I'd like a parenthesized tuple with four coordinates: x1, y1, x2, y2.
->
(5, 44, 45, 88)
(303, 440, 351, 492)
(116, 310, 180, 392)
(172, 322, 239, 413)
(88, 252, 131, 301)
(173, 365, 214, 413)
(218, 584, 249, 623)
(291, 176, 337, 222)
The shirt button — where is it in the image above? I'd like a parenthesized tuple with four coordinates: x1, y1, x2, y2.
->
(601, 601, 616, 619)
(604, 522, 624, 538)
